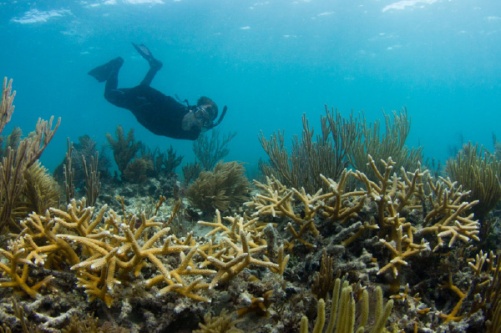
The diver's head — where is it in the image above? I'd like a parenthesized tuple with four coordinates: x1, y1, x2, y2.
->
(194, 96, 218, 128)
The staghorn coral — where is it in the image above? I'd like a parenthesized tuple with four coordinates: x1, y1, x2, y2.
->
(186, 161, 250, 213)
(197, 210, 288, 287)
(354, 156, 478, 291)
(436, 250, 501, 331)
(0, 238, 54, 298)
(247, 174, 325, 249)
(249, 155, 479, 294)
(0, 198, 287, 317)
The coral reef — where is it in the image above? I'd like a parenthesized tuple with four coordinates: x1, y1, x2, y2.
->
(1, 151, 490, 332)
(0, 198, 287, 330)
(1, 78, 500, 333)
(249, 156, 480, 290)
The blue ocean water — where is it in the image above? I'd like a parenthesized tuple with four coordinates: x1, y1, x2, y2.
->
(1, 0, 500, 175)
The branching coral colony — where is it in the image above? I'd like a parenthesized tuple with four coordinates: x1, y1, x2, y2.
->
(248, 155, 483, 327)
(249, 155, 479, 278)
(0, 198, 287, 308)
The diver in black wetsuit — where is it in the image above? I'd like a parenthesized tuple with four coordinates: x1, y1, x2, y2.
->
(88, 43, 227, 140)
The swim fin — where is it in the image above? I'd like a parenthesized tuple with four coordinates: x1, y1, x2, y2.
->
(132, 43, 154, 62)
(88, 57, 124, 82)
(132, 43, 163, 70)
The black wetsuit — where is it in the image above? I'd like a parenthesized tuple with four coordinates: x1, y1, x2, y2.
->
(104, 64, 201, 140)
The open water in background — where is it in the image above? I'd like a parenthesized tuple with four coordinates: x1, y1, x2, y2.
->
(0, 0, 500, 176)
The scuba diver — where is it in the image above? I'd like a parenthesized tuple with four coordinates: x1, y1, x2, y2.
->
(88, 43, 227, 140)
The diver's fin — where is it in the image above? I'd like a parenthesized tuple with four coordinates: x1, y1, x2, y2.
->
(132, 43, 154, 61)
(132, 43, 163, 70)
(88, 57, 124, 82)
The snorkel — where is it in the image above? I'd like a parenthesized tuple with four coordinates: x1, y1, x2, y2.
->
(205, 105, 227, 129)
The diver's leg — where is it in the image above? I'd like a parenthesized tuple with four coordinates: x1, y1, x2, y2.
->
(140, 62, 162, 86)
(102, 58, 130, 108)
(133, 43, 163, 86)
(104, 77, 129, 108)
(104, 70, 119, 102)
